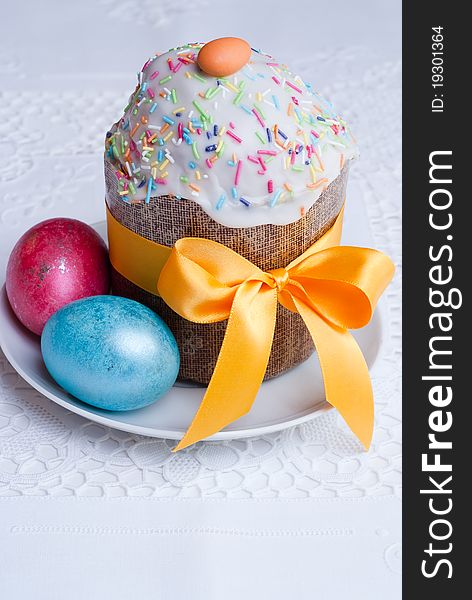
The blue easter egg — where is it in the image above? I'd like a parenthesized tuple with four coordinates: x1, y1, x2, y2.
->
(41, 295, 180, 411)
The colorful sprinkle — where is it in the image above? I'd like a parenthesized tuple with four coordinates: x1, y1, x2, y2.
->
(145, 177, 153, 204)
(192, 100, 209, 120)
(252, 108, 265, 128)
(286, 81, 302, 94)
(234, 160, 242, 185)
(255, 131, 266, 145)
(226, 130, 242, 143)
(216, 194, 226, 210)
(270, 189, 282, 207)
(106, 43, 356, 217)
(192, 142, 200, 159)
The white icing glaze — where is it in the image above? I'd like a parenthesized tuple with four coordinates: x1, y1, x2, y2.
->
(106, 43, 357, 227)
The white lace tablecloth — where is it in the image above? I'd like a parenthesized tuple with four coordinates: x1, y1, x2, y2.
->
(0, 2, 401, 598)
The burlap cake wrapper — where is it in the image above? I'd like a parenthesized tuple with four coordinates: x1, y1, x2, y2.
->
(105, 156, 349, 384)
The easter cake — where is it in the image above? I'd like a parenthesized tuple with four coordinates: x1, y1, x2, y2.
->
(105, 38, 358, 385)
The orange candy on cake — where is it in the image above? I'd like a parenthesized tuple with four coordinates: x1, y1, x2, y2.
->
(197, 37, 252, 77)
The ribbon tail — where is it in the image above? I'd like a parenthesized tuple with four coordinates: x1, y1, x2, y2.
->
(174, 282, 278, 451)
(293, 297, 374, 449)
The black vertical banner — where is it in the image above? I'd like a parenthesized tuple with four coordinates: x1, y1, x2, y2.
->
(403, 1, 467, 596)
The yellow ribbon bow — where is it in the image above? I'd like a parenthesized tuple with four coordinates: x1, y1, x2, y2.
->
(157, 213, 395, 452)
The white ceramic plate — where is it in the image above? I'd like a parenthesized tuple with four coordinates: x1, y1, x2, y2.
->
(0, 284, 383, 440)
(0, 188, 384, 441)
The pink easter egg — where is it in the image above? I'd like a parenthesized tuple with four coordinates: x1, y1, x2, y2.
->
(6, 218, 110, 335)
